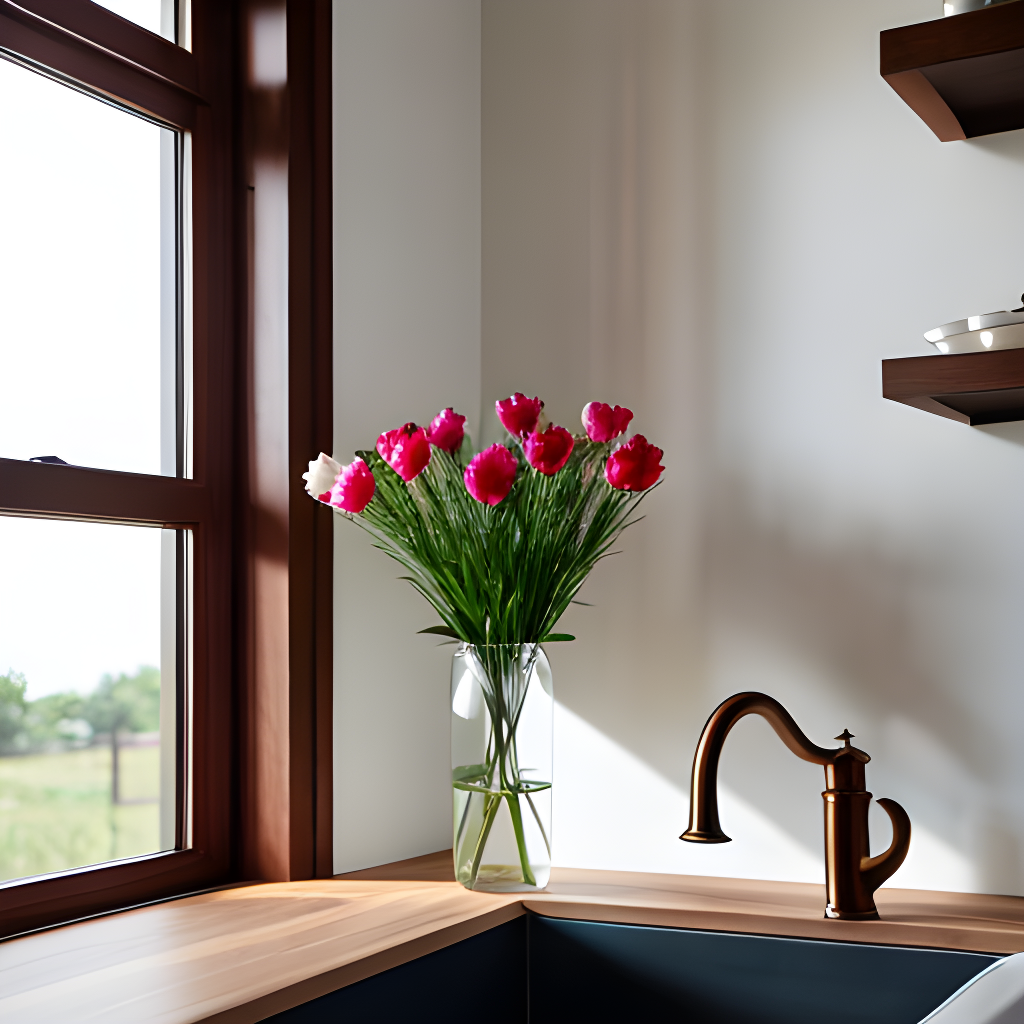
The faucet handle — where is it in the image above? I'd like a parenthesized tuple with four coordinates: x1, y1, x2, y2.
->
(835, 729, 855, 745)
(861, 797, 912, 894)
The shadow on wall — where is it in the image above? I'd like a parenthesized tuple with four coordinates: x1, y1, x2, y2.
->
(552, 467, 1024, 895)
(707, 472, 1024, 896)
(976, 421, 1024, 449)
(966, 131, 1024, 167)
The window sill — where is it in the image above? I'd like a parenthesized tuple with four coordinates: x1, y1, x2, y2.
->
(3, 853, 1024, 1023)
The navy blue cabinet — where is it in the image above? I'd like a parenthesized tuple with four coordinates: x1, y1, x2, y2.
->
(267, 914, 996, 1023)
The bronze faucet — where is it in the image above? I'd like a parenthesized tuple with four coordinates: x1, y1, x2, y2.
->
(680, 692, 911, 920)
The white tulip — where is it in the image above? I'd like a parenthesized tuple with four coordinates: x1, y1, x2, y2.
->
(302, 452, 342, 498)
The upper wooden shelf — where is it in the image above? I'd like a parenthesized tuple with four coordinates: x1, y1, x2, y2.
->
(881, 2, 1024, 140)
(883, 347, 1024, 424)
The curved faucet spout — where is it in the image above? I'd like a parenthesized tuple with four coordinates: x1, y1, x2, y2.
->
(680, 692, 847, 843)
(680, 691, 909, 921)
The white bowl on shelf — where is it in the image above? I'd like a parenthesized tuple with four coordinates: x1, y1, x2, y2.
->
(943, 0, 1022, 16)
(924, 303, 1024, 354)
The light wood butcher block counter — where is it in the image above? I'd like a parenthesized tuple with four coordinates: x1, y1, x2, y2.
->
(4, 851, 1024, 1024)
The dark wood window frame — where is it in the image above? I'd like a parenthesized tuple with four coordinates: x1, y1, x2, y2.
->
(0, 0, 333, 938)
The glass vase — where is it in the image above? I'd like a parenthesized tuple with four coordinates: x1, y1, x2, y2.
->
(451, 643, 553, 891)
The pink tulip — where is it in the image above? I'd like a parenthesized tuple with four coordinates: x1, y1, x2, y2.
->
(582, 401, 633, 443)
(376, 422, 431, 481)
(524, 425, 574, 476)
(464, 444, 518, 505)
(326, 457, 376, 513)
(496, 393, 544, 437)
(604, 434, 664, 491)
(425, 407, 466, 454)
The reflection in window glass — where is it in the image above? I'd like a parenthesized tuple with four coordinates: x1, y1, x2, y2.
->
(0, 517, 180, 882)
(0, 57, 180, 477)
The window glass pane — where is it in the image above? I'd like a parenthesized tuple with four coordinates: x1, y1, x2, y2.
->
(0, 517, 182, 882)
(91, 0, 173, 42)
(0, 58, 183, 477)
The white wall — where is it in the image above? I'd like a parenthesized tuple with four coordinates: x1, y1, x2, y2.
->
(701, 0, 1024, 893)
(332, 0, 480, 872)
(483, 0, 1024, 895)
(334, 0, 1024, 895)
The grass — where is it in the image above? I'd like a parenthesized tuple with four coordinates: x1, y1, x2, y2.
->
(0, 744, 162, 882)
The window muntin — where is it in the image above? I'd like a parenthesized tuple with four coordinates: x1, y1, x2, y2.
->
(0, 516, 187, 883)
(0, 56, 188, 478)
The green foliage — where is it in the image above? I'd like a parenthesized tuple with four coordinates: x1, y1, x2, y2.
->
(0, 666, 159, 755)
(0, 672, 28, 752)
(83, 666, 161, 736)
(352, 437, 652, 645)
(20, 691, 88, 749)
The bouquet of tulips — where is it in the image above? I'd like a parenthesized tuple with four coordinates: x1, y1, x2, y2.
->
(304, 393, 663, 889)
(303, 394, 663, 646)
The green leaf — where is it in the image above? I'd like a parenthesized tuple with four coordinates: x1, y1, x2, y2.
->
(452, 763, 489, 783)
(517, 780, 552, 792)
(337, 430, 655, 647)
(418, 625, 463, 639)
(454, 782, 510, 794)
(540, 633, 575, 642)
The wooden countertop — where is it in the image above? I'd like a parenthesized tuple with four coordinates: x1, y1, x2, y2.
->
(3, 852, 1024, 1024)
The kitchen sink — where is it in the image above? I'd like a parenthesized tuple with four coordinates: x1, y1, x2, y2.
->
(268, 914, 998, 1023)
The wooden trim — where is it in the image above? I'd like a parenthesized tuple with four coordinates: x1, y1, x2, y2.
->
(0, 0, 200, 128)
(240, 0, 292, 885)
(11, 0, 198, 91)
(309, 0, 336, 881)
(290, 0, 335, 881)
(0, 850, 212, 940)
(882, 69, 965, 142)
(0, 459, 208, 524)
(238, 0, 334, 883)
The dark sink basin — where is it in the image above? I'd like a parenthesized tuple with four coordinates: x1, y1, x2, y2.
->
(530, 917, 998, 1024)
(269, 914, 998, 1024)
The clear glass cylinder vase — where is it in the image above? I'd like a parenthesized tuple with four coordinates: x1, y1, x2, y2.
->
(451, 643, 552, 891)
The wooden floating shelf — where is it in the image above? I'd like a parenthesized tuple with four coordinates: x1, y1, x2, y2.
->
(880, 2, 1024, 141)
(883, 348, 1024, 425)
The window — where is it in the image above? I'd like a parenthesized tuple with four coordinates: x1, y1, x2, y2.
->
(0, 0, 334, 938)
(0, 0, 229, 937)
(0, 57, 182, 476)
(0, 517, 183, 881)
